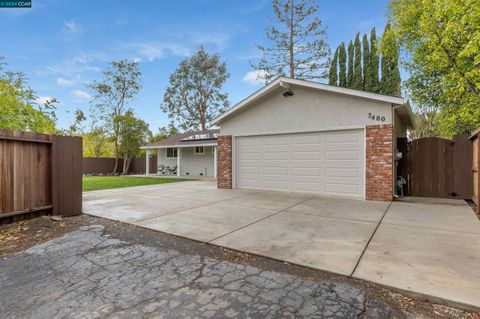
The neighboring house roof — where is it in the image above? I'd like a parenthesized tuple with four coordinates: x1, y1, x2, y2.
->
(212, 77, 415, 129)
(141, 129, 219, 149)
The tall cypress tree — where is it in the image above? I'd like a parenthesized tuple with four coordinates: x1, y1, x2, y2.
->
(380, 23, 401, 95)
(338, 42, 347, 87)
(328, 48, 338, 86)
(347, 41, 354, 88)
(370, 27, 380, 93)
(362, 34, 373, 91)
(352, 33, 362, 89)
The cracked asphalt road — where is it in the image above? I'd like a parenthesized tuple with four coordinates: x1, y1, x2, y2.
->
(0, 224, 395, 319)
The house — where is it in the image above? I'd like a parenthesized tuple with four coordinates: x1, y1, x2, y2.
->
(141, 129, 219, 178)
(211, 77, 414, 201)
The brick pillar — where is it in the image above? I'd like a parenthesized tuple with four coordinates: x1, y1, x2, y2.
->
(217, 135, 232, 189)
(366, 124, 393, 201)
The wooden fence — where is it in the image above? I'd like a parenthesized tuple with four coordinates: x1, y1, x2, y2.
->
(470, 129, 480, 205)
(397, 133, 473, 199)
(0, 130, 82, 219)
(83, 156, 157, 175)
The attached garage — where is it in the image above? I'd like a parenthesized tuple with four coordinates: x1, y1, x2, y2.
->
(213, 77, 415, 201)
(235, 129, 365, 197)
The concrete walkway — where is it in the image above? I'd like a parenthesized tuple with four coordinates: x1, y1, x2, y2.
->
(83, 181, 480, 311)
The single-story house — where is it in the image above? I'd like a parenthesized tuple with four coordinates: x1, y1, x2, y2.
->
(143, 77, 414, 201)
(141, 129, 219, 178)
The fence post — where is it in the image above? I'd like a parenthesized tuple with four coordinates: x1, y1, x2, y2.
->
(51, 135, 83, 216)
(470, 129, 480, 205)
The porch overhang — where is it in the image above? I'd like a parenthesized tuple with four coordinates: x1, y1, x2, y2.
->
(141, 142, 217, 150)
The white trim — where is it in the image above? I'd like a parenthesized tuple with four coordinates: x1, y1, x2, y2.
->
(212, 77, 405, 125)
(141, 143, 217, 150)
(213, 146, 217, 178)
(230, 125, 366, 138)
(177, 148, 181, 177)
(232, 136, 236, 189)
(165, 147, 178, 159)
(193, 146, 205, 155)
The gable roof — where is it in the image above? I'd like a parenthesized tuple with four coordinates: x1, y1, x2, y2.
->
(141, 129, 219, 149)
(212, 77, 414, 128)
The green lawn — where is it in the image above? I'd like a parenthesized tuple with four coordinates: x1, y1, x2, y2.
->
(83, 176, 190, 192)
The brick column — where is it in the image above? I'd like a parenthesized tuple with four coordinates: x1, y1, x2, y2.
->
(217, 135, 232, 189)
(366, 124, 393, 201)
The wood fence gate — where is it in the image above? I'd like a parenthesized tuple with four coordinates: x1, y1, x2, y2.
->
(0, 130, 82, 220)
(397, 134, 473, 199)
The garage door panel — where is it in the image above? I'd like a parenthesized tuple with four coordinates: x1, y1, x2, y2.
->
(325, 131, 360, 143)
(291, 181, 322, 192)
(290, 134, 322, 144)
(263, 180, 289, 189)
(263, 167, 288, 175)
(263, 160, 289, 167)
(238, 166, 262, 174)
(263, 136, 290, 145)
(291, 167, 322, 176)
(291, 151, 321, 160)
(325, 150, 359, 161)
(263, 152, 289, 160)
(235, 129, 364, 198)
(325, 167, 359, 178)
(291, 160, 326, 168)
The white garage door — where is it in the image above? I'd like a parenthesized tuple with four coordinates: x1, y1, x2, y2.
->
(235, 129, 365, 198)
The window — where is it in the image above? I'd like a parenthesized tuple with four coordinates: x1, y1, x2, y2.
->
(194, 146, 204, 155)
(166, 148, 177, 158)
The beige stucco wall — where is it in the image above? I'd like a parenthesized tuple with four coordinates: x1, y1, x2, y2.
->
(156, 147, 215, 177)
(220, 85, 393, 136)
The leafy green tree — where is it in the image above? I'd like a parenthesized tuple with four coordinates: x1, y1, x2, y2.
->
(116, 111, 152, 174)
(0, 59, 57, 133)
(252, 0, 330, 81)
(352, 33, 363, 89)
(362, 34, 373, 91)
(89, 59, 141, 173)
(347, 41, 354, 87)
(388, 0, 480, 135)
(65, 108, 86, 135)
(370, 28, 380, 93)
(380, 23, 401, 96)
(82, 127, 115, 157)
(151, 123, 179, 142)
(328, 48, 338, 86)
(338, 43, 347, 87)
(162, 46, 229, 131)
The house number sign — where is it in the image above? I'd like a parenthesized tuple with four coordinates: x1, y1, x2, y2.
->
(367, 113, 386, 122)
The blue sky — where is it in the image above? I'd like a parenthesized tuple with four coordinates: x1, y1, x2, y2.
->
(0, 0, 391, 132)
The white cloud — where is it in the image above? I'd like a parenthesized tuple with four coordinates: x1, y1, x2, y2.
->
(57, 77, 76, 86)
(73, 90, 91, 100)
(35, 96, 54, 105)
(63, 19, 82, 34)
(190, 31, 230, 50)
(41, 53, 104, 76)
(243, 70, 268, 85)
(126, 42, 190, 62)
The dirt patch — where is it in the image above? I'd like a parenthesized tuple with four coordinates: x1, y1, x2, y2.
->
(0, 215, 98, 258)
(1, 214, 479, 319)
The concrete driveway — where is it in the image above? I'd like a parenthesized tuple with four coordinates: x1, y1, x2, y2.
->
(83, 180, 480, 311)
